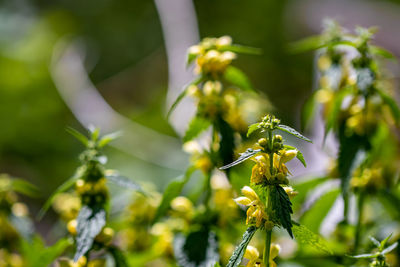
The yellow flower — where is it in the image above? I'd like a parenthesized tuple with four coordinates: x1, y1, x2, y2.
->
(251, 154, 271, 184)
(234, 186, 268, 227)
(283, 186, 298, 199)
(244, 246, 263, 267)
(269, 244, 281, 267)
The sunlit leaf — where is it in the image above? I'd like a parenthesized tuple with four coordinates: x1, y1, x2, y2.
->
(219, 148, 261, 170)
(11, 179, 40, 197)
(226, 226, 257, 267)
(247, 123, 260, 137)
(379, 234, 393, 251)
(224, 66, 255, 92)
(220, 44, 262, 55)
(277, 124, 312, 143)
(349, 253, 378, 259)
(370, 45, 395, 59)
(74, 205, 106, 262)
(66, 127, 88, 147)
(292, 222, 332, 254)
(376, 88, 400, 123)
(288, 35, 324, 54)
(381, 242, 398, 255)
(271, 185, 293, 238)
(183, 116, 211, 143)
(98, 131, 123, 148)
(369, 236, 381, 247)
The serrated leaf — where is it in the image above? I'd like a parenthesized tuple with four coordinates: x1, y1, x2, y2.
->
(224, 66, 255, 92)
(381, 242, 398, 255)
(66, 127, 89, 147)
(292, 222, 332, 254)
(247, 123, 260, 137)
(277, 124, 312, 143)
(183, 116, 211, 143)
(106, 174, 144, 193)
(98, 131, 123, 148)
(11, 179, 40, 197)
(220, 44, 262, 55)
(109, 246, 129, 267)
(20, 236, 71, 267)
(376, 88, 400, 123)
(226, 226, 257, 267)
(38, 169, 83, 219)
(301, 189, 340, 233)
(167, 77, 203, 118)
(216, 117, 236, 168)
(174, 228, 219, 267)
(152, 167, 195, 224)
(283, 145, 306, 167)
(219, 148, 261, 170)
(271, 185, 294, 238)
(74, 205, 106, 262)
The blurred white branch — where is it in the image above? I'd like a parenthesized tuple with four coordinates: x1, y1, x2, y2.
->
(50, 41, 187, 170)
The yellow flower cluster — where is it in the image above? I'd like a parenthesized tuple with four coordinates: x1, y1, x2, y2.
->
(234, 186, 269, 228)
(188, 36, 236, 75)
(0, 249, 23, 267)
(250, 150, 297, 185)
(351, 166, 384, 191)
(244, 244, 280, 267)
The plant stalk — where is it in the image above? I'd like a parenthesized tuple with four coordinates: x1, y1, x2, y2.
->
(354, 192, 365, 253)
(263, 229, 272, 267)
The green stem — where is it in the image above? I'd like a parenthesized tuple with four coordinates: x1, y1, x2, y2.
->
(343, 192, 349, 224)
(263, 229, 272, 267)
(354, 192, 365, 253)
(268, 130, 274, 176)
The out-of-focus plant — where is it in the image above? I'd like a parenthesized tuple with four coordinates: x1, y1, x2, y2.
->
(292, 20, 400, 254)
(39, 127, 143, 266)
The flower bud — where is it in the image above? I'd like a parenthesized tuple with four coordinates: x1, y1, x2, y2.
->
(67, 219, 77, 236)
(274, 135, 283, 143)
(216, 36, 232, 47)
(188, 45, 203, 56)
(281, 150, 297, 163)
(171, 196, 193, 213)
(258, 138, 268, 147)
(95, 227, 114, 244)
(270, 243, 281, 259)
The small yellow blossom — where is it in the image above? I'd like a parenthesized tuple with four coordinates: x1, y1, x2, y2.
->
(283, 186, 298, 199)
(234, 186, 268, 227)
(244, 244, 280, 267)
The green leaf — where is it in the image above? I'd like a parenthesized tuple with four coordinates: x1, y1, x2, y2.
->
(109, 246, 129, 267)
(37, 169, 83, 219)
(216, 117, 236, 168)
(301, 91, 317, 131)
(167, 77, 203, 119)
(98, 131, 123, 148)
(349, 253, 378, 259)
(183, 116, 211, 143)
(152, 167, 195, 224)
(226, 226, 257, 267)
(369, 236, 381, 247)
(379, 234, 392, 251)
(288, 35, 324, 54)
(174, 228, 219, 267)
(376, 88, 400, 123)
(74, 205, 107, 262)
(106, 174, 144, 193)
(277, 124, 312, 143)
(291, 177, 329, 212)
(89, 126, 100, 141)
(283, 145, 307, 167)
(370, 45, 395, 59)
(271, 185, 294, 238)
(247, 123, 260, 137)
(186, 52, 198, 66)
(66, 127, 89, 147)
(219, 148, 261, 170)
(324, 88, 352, 139)
(300, 189, 340, 233)
(224, 66, 255, 92)
(292, 222, 332, 254)
(20, 236, 71, 267)
(11, 179, 40, 197)
(381, 242, 398, 255)
(220, 44, 262, 55)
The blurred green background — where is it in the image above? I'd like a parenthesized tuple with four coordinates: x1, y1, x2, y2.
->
(1, 0, 399, 233)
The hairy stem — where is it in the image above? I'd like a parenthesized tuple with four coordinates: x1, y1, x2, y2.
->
(263, 229, 272, 267)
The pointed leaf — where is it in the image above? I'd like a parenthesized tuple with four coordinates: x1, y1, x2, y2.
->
(349, 253, 378, 259)
(11, 179, 40, 197)
(381, 242, 398, 255)
(370, 45, 395, 59)
(369, 236, 381, 247)
(301, 91, 317, 131)
(38, 170, 83, 219)
(277, 125, 312, 143)
(152, 167, 195, 224)
(271, 185, 294, 238)
(288, 35, 324, 54)
(66, 127, 89, 147)
(283, 145, 307, 167)
(247, 123, 260, 137)
(224, 66, 255, 92)
(98, 131, 123, 148)
(174, 228, 219, 267)
(219, 148, 262, 170)
(379, 234, 393, 251)
(106, 174, 144, 193)
(220, 44, 262, 55)
(74, 205, 106, 262)
(292, 222, 332, 254)
(183, 117, 211, 143)
(226, 226, 257, 267)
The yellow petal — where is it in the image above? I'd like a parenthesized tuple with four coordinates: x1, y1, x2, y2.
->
(244, 245, 259, 260)
(270, 243, 280, 259)
(234, 197, 252, 206)
(241, 186, 258, 201)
